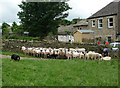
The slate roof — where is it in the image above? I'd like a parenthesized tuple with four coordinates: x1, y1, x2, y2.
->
(73, 19, 88, 27)
(58, 24, 77, 35)
(88, 1, 119, 19)
(58, 19, 89, 35)
(74, 30, 94, 34)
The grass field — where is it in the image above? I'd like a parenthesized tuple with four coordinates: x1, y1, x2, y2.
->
(2, 58, 118, 86)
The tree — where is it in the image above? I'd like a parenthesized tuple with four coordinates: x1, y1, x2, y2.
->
(17, 2, 71, 39)
(1, 22, 10, 34)
(71, 18, 81, 24)
(11, 22, 23, 34)
(11, 22, 18, 32)
(60, 19, 72, 26)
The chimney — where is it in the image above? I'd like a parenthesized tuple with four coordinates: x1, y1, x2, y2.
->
(117, 1, 120, 41)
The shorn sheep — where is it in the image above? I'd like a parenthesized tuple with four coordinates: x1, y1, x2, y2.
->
(21, 46, 111, 60)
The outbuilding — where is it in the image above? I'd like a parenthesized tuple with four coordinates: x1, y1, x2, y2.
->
(74, 30, 94, 43)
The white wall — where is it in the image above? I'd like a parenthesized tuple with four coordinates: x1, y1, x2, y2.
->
(58, 35, 74, 42)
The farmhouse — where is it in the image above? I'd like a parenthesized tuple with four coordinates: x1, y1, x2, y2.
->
(88, 0, 120, 42)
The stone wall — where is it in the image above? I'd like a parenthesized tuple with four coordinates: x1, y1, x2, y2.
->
(2, 39, 119, 58)
(2, 39, 96, 53)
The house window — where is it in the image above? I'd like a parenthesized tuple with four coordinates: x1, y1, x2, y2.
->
(92, 20, 95, 27)
(106, 36, 112, 43)
(98, 19, 103, 28)
(108, 18, 113, 28)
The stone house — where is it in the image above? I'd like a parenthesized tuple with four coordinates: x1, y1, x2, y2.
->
(58, 24, 75, 42)
(58, 19, 89, 42)
(73, 19, 89, 30)
(87, 0, 120, 43)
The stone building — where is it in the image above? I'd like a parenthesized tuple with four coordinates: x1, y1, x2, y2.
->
(88, 0, 119, 43)
(117, 0, 120, 41)
(73, 19, 88, 30)
(58, 24, 75, 42)
(58, 19, 89, 42)
(74, 30, 94, 43)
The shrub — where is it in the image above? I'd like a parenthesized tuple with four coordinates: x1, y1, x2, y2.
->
(7, 35, 18, 39)
(20, 37, 39, 41)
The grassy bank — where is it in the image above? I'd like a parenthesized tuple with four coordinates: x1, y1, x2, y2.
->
(2, 58, 118, 86)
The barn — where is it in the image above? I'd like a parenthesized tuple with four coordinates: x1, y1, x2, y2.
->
(74, 30, 94, 43)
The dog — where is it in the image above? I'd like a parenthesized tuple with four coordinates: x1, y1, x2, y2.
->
(11, 54, 20, 61)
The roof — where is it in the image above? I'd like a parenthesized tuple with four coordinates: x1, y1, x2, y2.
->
(73, 19, 88, 27)
(74, 30, 94, 34)
(88, 1, 119, 19)
(58, 24, 77, 35)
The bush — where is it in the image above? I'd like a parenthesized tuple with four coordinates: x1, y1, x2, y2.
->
(2, 35, 8, 39)
(7, 35, 19, 39)
(20, 37, 39, 41)
(2, 34, 39, 41)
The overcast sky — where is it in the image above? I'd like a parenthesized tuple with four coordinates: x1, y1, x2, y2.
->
(0, 0, 114, 24)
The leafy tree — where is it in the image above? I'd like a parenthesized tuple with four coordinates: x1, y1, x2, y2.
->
(1, 22, 10, 34)
(11, 22, 18, 32)
(65, 30, 70, 35)
(18, 2, 71, 39)
(72, 18, 80, 24)
(11, 22, 24, 34)
(60, 19, 72, 26)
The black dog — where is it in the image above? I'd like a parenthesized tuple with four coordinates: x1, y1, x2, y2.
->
(11, 54, 20, 61)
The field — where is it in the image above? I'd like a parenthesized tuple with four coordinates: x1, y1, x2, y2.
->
(2, 58, 118, 86)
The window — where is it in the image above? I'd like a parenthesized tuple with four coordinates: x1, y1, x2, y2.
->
(115, 44, 120, 47)
(107, 36, 112, 43)
(92, 20, 95, 27)
(108, 18, 113, 28)
(98, 19, 103, 28)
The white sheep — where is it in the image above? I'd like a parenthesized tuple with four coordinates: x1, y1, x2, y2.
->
(101, 56, 111, 61)
(79, 52, 84, 59)
(66, 51, 73, 59)
(85, 51, 94, 60)
(76, 48, 86, 53)
(72, 51, 80, 58)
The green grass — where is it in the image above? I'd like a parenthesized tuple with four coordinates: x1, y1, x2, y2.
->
(2, 35, 39, 41)
(2, 58, 118, 86)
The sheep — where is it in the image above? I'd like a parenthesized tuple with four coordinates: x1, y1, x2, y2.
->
(85, 51, 103, 60)
(72, 51, 80, 58)
(34, 49, 41, 57)
(69, 48, 76, 52)
(27, 47, 34, 56)
(101, 56, 111, 61)
(66, 50, 73, 59)
(57, 49, 67, 59)
(85, 51, 94, 60)
(79, 52, 84, 59)
(21, 46, 28, 55)
(76, 48, 86, 53)
(11, 54, 20, 61)
(47, 51, 58, 59)
(21, 46, 108, 61)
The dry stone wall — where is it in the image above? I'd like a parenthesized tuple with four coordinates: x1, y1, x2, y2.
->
(2, 39, 97, 53)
